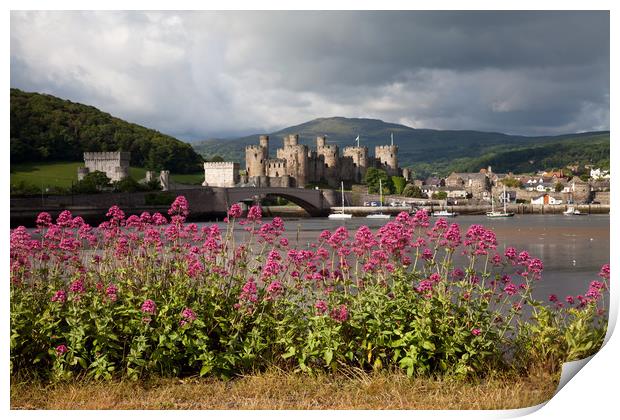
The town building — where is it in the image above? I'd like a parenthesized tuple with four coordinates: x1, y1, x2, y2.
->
(531, 194, 563, 205)
(445, 172, 491, 200)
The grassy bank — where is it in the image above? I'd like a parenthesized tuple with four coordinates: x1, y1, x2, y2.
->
(11, 369, 558, 410)
(10, 161, 204, 189)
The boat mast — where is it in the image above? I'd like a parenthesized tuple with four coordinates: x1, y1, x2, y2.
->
(341, 181, 345, 213)
(503, 184, 507, 213)
(379, 179, 383, 207)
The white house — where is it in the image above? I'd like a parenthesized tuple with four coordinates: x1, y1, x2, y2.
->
(531, 194, 563, 205)
(590, 168, 610, 180)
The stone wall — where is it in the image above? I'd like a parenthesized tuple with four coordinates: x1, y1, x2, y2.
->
(202, 162, 240, 187)
(593, 191, 610, 204)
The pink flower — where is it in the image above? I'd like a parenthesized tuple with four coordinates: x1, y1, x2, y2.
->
(315, 300, 328, 314)
(141, 299, 157, 315)
(69, 279, 85, 294)
(152, 212, 168, 225)
(36, 212, 53, 228)
(180, 307, 197, 326)
(55, 344, 68, 356)
(239, 278, 258, 304)
(279, 237, 289, 247)
(105, 283, 118, 302)
(504, 283, 517, 296)
(51, 290, 67, 303)
(228, 203, 243, 219)
(599, 263, 610, 280)
(330, 304, 348, 323)
(56, 210, 74, 227)
(106, 205, 125, 223)
(247, 205, 262, 221)
(169, 196, 190, 219)
(548, 294, 558, 303)
(565, 295, 575, 305)
(471, 328, 481, 336)
(266, 280, 283, 297)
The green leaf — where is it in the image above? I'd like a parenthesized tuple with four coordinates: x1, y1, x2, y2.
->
(323, 349, 333, 366)
(422, 341, 435, 352)
(282, 346, 296, 359)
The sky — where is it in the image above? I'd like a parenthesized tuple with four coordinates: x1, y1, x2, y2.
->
(10, 10, 610, 141)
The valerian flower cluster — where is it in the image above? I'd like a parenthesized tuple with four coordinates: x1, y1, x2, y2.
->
(10, 196, 609, 380)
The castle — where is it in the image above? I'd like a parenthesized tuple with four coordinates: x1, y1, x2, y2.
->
(78, 151, 130, 182)
(242, 134, 400, 188)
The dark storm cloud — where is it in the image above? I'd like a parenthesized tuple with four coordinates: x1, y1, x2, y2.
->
(10, 11, 609, 139)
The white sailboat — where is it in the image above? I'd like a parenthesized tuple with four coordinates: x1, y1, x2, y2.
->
(487, 184, 515, 218)
(328, 181, 353, 219)
(367, 179, 391, 219)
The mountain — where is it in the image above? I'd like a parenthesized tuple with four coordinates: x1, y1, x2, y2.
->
(193, 117, 609, 178)
(10, 89, 203, 173)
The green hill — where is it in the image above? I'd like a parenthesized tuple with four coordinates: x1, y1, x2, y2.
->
(10, 89, 203, 173)
(194, 117, 609, 178)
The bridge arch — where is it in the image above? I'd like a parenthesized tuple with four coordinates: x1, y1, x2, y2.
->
(224, 187, 331, 217)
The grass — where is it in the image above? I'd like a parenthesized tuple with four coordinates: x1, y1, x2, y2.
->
(10, 368, 559, 410)
(10, 161, 203, 188)
(170, 172, 205, 185)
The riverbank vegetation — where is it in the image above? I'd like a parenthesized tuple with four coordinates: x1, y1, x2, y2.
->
(10, 197, 608, 408)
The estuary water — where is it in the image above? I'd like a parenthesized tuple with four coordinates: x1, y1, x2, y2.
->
(201, 214, 610, 303)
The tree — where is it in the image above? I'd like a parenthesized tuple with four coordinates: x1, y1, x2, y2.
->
(209, 155, 225, 162)
(73, 170, 111, 194)
(580, 174, 590, 182)
(402, 183, 424, 198)
(364, 168, 393, 194)
(113, 177, 145, 193)
(431, 191, 448, 200)
(391, 176, 406, 195)
(554, 182, 564, 192)
(501, 177, 522, 188)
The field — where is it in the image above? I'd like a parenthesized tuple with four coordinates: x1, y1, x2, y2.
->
(11, 369, 558, 410)
(10, 161, 204, 188)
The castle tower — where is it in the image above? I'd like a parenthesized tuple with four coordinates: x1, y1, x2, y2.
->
(316, 136, 339, 186)
(375, 143, 398, 177)
(277, 134, 307, 187)
(343, 145, 369, 183)
(245, 135, 269, 177)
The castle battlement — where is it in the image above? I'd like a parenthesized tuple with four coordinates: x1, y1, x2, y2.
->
(375, 145, 398, 152)
(203, 162, 238, 168)
(343, 146, 368, 152)
(83, 151, 130, 161)
(245, 144, 265, 151)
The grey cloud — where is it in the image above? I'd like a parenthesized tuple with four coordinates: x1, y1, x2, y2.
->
(10, 10, 609, 139)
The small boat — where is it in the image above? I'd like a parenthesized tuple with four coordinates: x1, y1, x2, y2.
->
(366, 179, 391, 219)
(563, 207, 586, 216)
(487, 185, 515, 218)
(432, 209, 457, 217)
(329, 181, 353, 219)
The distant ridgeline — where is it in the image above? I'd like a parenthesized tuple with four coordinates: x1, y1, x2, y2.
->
(194, 117, 609, 179)
(10, 88, 202, 174)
